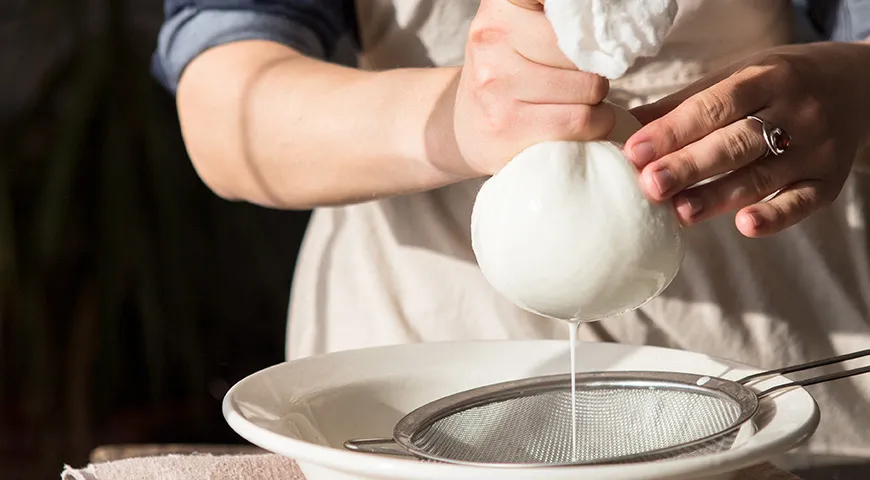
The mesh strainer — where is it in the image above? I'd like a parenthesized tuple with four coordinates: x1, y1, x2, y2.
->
(345, 348, 870, 467)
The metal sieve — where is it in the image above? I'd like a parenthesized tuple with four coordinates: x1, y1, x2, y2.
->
(345, 348, 870, 467)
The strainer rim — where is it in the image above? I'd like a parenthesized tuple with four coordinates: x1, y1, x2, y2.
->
(393, 371, 759, 467)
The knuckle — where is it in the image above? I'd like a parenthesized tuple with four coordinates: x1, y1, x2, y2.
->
(653, 120, 681, 153)
(481, 100, 517, 136)
(680, 153, 701, 180)
(726, 126, 758, 162)
(767, 201, 789, 224)
(734, 62, 767, 80)
(467, 19, 502, 47)
(470, 63, 499, 91)
(665, 150, 699, 183)
(802, 97, 824, 120)
(768, 54, 800, 82)
(792, 188, 819, 213)
(694, 90, 733, 126)
(566, 106, 593, 136)
(800, 98, 826, 133)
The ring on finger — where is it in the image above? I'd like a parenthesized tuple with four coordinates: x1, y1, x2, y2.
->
(746, 114, 791, 157)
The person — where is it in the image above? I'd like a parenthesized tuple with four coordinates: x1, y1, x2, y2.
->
(153, 0, 870, 463)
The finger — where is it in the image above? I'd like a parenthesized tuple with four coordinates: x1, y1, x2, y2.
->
(625, 67, 775, 169)
(671, 152, 806, 225)
(510, 53, 609, 104)
(735, 180, 828, 237)
(515, 102, 616, 142)
(639, 116, 769, 201)
(495, 0, 578, 70)
(467, 10, 593, 102)
(629, 63, 741, 124)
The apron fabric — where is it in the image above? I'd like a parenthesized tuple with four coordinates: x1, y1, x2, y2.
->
(286, 0, 870, 457)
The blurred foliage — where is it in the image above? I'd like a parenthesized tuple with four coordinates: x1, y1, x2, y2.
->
(0, 0, 308, 477)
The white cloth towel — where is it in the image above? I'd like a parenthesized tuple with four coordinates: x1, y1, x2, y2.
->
(545, 0, 678, 78)
(58, 452, 806, 479)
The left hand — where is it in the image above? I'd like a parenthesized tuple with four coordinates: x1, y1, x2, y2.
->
(625, 42, 870, 237)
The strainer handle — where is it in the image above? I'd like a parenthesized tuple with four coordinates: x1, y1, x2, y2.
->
(343, 437, 414, 457)
(739, 348, 870, 385)
(757, 363, 870, 398)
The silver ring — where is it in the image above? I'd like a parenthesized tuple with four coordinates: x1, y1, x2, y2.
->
(746, 115, 790, 157)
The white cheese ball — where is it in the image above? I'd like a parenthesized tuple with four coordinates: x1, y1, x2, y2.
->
(470, 108, 683, 322)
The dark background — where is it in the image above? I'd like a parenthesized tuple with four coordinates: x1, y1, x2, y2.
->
(1, 1, 868, 479)
(1, 1, 311, 478)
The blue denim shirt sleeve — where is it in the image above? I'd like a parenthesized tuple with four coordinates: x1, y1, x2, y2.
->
(151, 1, 870, 95)
(802, 0, 870, 41)
(151, 0, 358, 94)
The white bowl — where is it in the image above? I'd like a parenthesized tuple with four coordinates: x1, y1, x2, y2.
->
(223, 340, 819, 480)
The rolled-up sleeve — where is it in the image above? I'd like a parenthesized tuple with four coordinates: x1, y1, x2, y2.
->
(151, 0, 359, 94)
(804, 0, 870, 41)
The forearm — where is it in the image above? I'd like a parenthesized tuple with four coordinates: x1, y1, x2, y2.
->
(176, 40, 469, 209)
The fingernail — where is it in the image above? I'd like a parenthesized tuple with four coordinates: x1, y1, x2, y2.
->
(630, 141, 656, 167)
(738, 212, 762, 231)
(675, 195, 703, 219)
(651, 168, 676, 197)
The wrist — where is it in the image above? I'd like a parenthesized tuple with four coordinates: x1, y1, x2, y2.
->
(384, 66, 481, 182)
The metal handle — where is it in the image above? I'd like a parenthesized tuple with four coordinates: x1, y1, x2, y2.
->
(344, 437, 413, 457)
(737, 348, 870, 398)
(756, 364, 870, 398)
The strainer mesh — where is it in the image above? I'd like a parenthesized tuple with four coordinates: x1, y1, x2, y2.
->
(410, 386, 742, 465)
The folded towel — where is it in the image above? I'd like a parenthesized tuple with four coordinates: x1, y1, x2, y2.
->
(61, 454, 304, 480)
(60, 452, 802, 480)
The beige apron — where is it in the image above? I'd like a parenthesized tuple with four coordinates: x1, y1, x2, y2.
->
(287, 0, 870, 457)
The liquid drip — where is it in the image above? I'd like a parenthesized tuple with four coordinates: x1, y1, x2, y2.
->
(568, 321, 581, 461)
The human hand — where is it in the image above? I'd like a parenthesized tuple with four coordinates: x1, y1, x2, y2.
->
(625, 42, 870, 237)
(452, 0, 616, 176)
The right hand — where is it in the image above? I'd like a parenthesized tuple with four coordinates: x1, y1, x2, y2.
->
(453, 0, 616, 176)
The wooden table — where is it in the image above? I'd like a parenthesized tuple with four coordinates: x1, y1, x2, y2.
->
(90, 444, 803, 479)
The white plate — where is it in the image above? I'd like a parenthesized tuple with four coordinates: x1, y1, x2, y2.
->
(223, 340, 820, 480)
